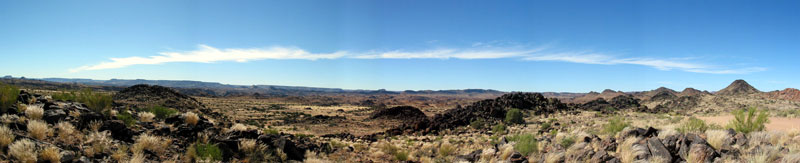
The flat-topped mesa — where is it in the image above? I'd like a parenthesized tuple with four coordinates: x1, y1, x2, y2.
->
(717, 79, 760, 96)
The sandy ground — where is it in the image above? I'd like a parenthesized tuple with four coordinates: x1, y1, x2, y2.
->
(698, 115, 800, 131)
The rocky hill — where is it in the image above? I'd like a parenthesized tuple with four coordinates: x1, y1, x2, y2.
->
(766, 88, 800, 102)
(717, 79, 760, 96)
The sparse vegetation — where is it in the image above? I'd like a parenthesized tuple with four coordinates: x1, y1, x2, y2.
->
(603, 116, 629, 135)
(470, 118, 486, 130)
(678, 117, 709, 133)
(53, 89, 113, 113)
(0, 125, 14, 147)
(505, 108, 524, 124)
(193, 142, 223, 161)
(116, 110, 137, 126)
(729, 107, 769, 134)
(0, 83, 19, 113)
(139, 106, 178, 119)
(492, 123, 507, 135)
(507, 134, 539, 156)
(560, 136, 576, 148)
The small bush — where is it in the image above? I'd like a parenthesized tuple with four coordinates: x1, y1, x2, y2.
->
(677, 117, 709, 133)
(438, 142, 456, 157)
(560, 136, 576, 148)
(0, 83, 19, 113)
(139, 112, 155, 122)
(508, 134, 538, 156)
(116, 111, 137, 127)
(184, 112, 199, 125)
(194, 142, 223, 161)
(470, 119, 486, 130)
(139, 106, 178, 119)
(395, 150, 409, 161)
(603, 116, 630, 135)
(492, 123, 507, 135)
(505, 108, 524, 124)
(9, 139, 37, 163)
(25, 105, 43, 120)
(27, 120, 51, 140)
(0, 125, 14, 147)
(729, 107, 769, 134)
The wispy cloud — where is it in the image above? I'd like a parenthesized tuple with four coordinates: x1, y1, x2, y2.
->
(524, 52, 765, 74)
(71, 44, 766, 75)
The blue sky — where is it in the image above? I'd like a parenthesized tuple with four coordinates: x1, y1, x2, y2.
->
(1, 0, 798, 92)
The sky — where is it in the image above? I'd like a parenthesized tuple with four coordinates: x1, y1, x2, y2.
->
(1, 0, 799, 92)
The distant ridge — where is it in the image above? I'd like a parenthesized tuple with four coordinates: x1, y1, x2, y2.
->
(680, 88, 707, 96)
(766, 88, 800, 102)
(716, 79, 760, 96)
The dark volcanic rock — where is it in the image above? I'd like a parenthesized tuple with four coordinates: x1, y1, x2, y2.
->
(43, 109, 67, 124)
(101, 120, 137, 142)
(113, 84, 206, 112)
(391, 93, 568, 134)
(647, 138, 672, 162)
(369, 106, 427, 121)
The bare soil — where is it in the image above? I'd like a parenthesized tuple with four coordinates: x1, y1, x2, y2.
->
(698, 115, 800, 131)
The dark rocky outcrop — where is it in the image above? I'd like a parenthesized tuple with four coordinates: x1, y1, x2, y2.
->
(113, 84, 207, 112)
(369, 105, 427, 121)
(387, 93, 568, 135)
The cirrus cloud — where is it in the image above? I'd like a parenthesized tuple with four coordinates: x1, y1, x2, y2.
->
(70, 44, 766, 75)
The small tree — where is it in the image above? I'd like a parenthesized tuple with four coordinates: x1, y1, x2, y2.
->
(728, 107, 769, 134)
(505, 108, 524, 124)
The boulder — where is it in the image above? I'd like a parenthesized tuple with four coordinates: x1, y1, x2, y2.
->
(688, 143, 719, 162)
(647, 138, 672, 162)
(101, 120, 136, 142)
(509, 152, 528, 163)
(43, 109, 67, 124)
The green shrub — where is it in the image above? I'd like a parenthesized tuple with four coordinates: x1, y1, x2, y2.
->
(728, 107, 769, 134)
(603, 116, 630, 135)
(54, 89, 112, 113)
(138, 106, 178, 119)
(115, 111, 136, 127)
(0, 83, 18, 113)
(394, 150, 409, 161)
(194, 142, 223, 161)
(560, 136, 576, 148)
(470, 119, 486, 130)
(438, 143, 455, 157)
(492, 123, 506, 135)
(541, 122, 552, 131)
(505, 108, 524, 124)
(677, 117, 708, 133)
(507, 134, 538, 155)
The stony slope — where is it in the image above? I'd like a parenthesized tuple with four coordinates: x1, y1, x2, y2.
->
(717, 79, 760, 96)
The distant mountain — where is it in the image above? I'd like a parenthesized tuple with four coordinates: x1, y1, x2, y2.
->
(680, 88, 709, 97)
(716, 79, 760, 96)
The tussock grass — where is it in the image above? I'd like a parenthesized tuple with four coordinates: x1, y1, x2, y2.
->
(40, 146, 62, 163)
(604, 116, 630, 135)
(132, 133, 171, 154)
(9, 139, 37, 163)
(507, 134, 538, 156)
(27, 120, 51, 140)
(139, 112, 155, 122)
(705, 130, 731, 150)
(184, 112, 199, 125)
(0, 125, 14, 147)
(56, 121, 80, 145)
(25, 105, 43, 120)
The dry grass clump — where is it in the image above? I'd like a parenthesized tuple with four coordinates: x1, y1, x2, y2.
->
(56, 121, 80, 145)
(27, 120, 51, 140)
(111, 145, 129, 162)
(139, 112, 155, 123)
(229, 123, 249, 132)
(705, 130, 732, 150)
(1, 114, 19, 124)
(783, 153, 800, 163)
(132, 133, 172, 154)
(544, 152, 565, 163)
(617, 137, 647, 163)
(25, 105, 44, 120)
(658, 128, 679, 139)
(0, 125, 14, 147)
(84, 131, 112, 157)
(40, 146, 62, 163)
(239, 139, 257, 153)
(130, 152, 146, 163)
(9, 139, 37, 163)
(185, 112, 199, 126)
(89, 120, 103, 131)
